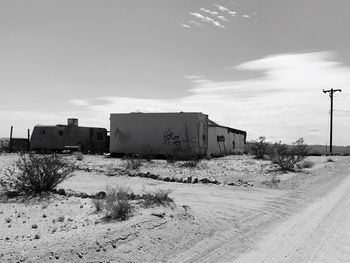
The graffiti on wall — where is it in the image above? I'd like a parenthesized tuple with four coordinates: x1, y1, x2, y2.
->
(163, 129, 181, 148)
(114, 128, 130, 144)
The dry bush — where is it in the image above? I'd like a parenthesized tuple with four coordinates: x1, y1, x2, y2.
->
(0, 154, 74, 194)
(105, 186, 131, 206)
(268, 138, 309, 171)
(139, 145, 154, 162)
(327, 158, 334, 162)
(104, 186, 133, 220)
(106, 200, 133, 221)
(142, 189, 174, 207)
(125, 156, 142, 170)
(91, 199, 104, 212)
(249, 136, 270, 159)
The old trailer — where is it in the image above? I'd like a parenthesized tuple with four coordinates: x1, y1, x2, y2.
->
(110, 112, 208, 158)
(31, 118, 108, 153)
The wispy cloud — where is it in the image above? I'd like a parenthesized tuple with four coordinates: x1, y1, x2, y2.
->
(180, 23, 191, 28)
(190, 12, 225, 28)
(67, 52, 350, 145)
(228, 11, 237, 16)
(217, 15, 229, 21)
(181, 1, 257, 29)
(200, 7, 218, 16)
(188, 20, 202, 27)
(215, 4, 230, 12)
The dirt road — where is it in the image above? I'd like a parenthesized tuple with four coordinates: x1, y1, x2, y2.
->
(169, 158, 350, 263)
(235, 170, 350, 263)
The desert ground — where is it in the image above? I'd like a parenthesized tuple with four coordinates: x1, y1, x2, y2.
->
(1, 153, 349, 262)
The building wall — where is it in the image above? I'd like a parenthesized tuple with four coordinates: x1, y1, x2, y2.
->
(31, 125, 108, 153)
(110, 112, 208, 156)
(231, 132, 246, 153)
(10, 138, 30, 152)
(207, 126, 246, 156)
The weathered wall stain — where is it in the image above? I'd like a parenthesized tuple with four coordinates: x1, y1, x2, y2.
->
(114, 128, 130, 144)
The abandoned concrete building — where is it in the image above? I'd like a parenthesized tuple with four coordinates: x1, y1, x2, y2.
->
(110, 112, 246, 157)
(31, 118, 108, 153)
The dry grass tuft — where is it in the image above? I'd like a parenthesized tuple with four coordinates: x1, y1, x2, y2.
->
(142, 189, 174, 207)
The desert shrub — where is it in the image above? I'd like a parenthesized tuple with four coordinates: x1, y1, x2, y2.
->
(249, 136, 270, 159)
(139, 145, 154, 162)
(180, 159, 201, 168)
(105, 199, 133, 220)
(143, 189, 174, 207)
(73, 151, 84, 161)
(0, 154, 74, 194)
(268, 138, 309, 171)
(104, 186, 133, 220)
(57, 216, 65, 222)
(105, 186, 131, 208)
(125, 156, 142, 170)
(91, 199, 104, 212)
(327, 158, 334, 162)
(300, 160, 315, 168)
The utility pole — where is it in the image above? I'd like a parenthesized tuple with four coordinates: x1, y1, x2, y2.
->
(9, 126, 13, 153)
(323, 88, 342, 155)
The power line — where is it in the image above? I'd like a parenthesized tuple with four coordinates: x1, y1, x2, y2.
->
(323, 88, 342, 155)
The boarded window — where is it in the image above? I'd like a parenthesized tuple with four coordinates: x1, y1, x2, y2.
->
(58, 130, 63, 136)
(217, 135, 225, 142)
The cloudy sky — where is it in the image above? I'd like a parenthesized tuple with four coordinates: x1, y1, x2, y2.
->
(1, 0, 350, 145)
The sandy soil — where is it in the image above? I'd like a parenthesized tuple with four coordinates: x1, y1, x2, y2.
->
(0, 153, 349, 262)
(235, 167, 350, 263)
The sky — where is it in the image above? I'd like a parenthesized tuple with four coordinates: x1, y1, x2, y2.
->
(1, 0, 350, 145)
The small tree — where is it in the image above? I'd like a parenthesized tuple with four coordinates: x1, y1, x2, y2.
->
(0, 154, 74, 194)
(268, 138, 309, 171)
(249, 136, 270, 159)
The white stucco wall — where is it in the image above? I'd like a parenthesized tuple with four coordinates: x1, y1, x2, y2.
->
(110, 112, 208, 156)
